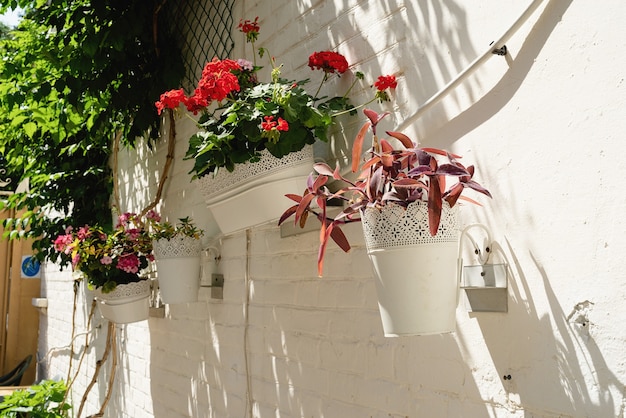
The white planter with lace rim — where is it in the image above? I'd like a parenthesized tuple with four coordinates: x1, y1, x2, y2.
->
(196, 146, 314, 235)
(153, 236, 202, 304)
(94, 279, 151, 324)
(362, 201, 461, 337)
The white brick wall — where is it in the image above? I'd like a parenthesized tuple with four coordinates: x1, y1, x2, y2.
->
(35, 0, 626, 417)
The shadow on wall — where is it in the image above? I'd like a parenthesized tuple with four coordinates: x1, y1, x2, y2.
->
(425, 0, 626, 414)
(423, 0, 574, 151)
(143, 302, 242, 417)
(134, 222, 491, 417)
(298, 0, 482, 167)
(102, 0, 612, 416)
(469, 239, 626, 417)
(139, 232, 250, 417)
(46, 281, 114, 417)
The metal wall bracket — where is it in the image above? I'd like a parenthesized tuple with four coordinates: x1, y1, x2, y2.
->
(459, 224, 508, 313)
(200, 246, 221, 287)
(210, 274, 224, 300)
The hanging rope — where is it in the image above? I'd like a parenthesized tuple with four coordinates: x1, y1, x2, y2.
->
(140, 109, 177, 218)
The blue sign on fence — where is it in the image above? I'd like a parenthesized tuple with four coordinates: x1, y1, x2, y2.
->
(21, 255, 40, 278)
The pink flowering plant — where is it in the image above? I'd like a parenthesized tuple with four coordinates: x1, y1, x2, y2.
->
(156, 17, 397, 178)
(52, 212, 153, 293)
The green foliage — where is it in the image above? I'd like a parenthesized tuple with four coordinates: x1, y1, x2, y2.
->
(146, 213, 204, 241)
(0, 21, 10, 38)
(0, 1, 184, 263)
(0, 379, 71, 418)
(184, 73, 355, 178)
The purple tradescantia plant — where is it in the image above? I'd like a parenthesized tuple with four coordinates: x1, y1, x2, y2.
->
(279, 109, 492, 276)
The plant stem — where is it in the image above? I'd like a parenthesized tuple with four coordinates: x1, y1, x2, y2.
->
(66, 281, 78, 384)
(97, 326, 117, 417)
(330, 97, 378, 118)
(342, 76, 360, 99)
(64, 297, 96, 408)
(313, 73, 328, 99)
(76, 321, 114, 418)
(307, 208, 361, 225)
(251, 40, 256, 67)
(140, 108, 176, 218)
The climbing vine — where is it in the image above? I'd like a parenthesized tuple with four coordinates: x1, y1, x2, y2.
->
(0, 1, 184, 262)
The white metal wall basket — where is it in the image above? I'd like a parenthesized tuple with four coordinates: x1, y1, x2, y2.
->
(459, 224, 508, 313)
(195, 146, 314, 235)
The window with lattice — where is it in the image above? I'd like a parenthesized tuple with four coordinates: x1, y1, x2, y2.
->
(163, 0, 236, 92)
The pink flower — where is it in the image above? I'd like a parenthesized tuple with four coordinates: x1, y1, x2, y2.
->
(53, 234, 74, 253)
(116, 213, 132, 228)
(76, 226, 91, 240)
(236, 59, 254, 71)
(125, 228, 141, 241)
(146, 210, 161, 222)
(100, 256, 113, 265)
(117, 253, 140, 274)
(71, 254, 80, 268)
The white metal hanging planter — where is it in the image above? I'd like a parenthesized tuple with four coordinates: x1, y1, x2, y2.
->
(153, 236, 202, 304)
(361, 201, 461, 337)
(196, 146, 314, 235)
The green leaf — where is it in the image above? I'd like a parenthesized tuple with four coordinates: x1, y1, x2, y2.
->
(23, 121, 37, 138)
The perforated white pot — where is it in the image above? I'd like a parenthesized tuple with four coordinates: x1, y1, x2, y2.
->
(94, 279, 151, 324)
(361, 202, 460, 337)
(153, 236, 202, 304)
(196, 146, 314, 235)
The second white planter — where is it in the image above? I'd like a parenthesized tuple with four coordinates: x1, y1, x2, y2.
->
(153, 236, 202, 304)
(361, 201, 461, 337)
(196, 146, 314, 235)
(94, 279, 151, 324)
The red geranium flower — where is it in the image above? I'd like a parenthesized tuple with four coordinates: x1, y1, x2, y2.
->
(155, 88, 186, 115)
(261, 116, 289, 132)
(276, 117, 289, 132)
(182, 58, 242, 114)
(374, 75, 397, 91)
(308, 51, 349, 74)
(261, 115, 277, 131)
(238, 17, 260, 43)
(374, 74, 397, 103)
(183, 95, 209, 115)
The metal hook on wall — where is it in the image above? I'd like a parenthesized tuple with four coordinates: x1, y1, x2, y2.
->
(458, 224, 508, 312)
(459, 223, 493, 265)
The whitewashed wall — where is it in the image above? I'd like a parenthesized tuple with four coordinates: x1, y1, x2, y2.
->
(38, 0, 626, 417)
